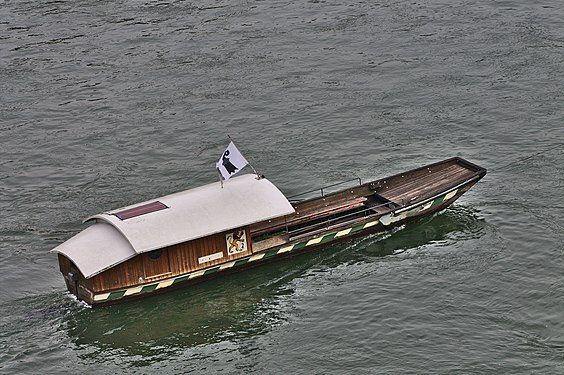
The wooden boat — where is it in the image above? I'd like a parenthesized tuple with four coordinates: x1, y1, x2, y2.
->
(52, 157, 486, 306)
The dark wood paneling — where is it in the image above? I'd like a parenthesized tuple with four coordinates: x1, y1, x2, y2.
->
(168, 227, 252, 275)
(90, 256, 144, 292)
(58, 254, 95, 302)
(88, 226, 253, 293)
(58, 253, 71, 275)
(143, 248, 172, 279)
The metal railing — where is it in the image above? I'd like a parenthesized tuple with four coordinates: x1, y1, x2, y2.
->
(287, 177, 363, 201)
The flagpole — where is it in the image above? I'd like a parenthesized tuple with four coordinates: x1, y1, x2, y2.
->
(217, 168, 224, 189)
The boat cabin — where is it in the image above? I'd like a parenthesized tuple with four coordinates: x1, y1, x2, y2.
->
(53, 174, 295, 303)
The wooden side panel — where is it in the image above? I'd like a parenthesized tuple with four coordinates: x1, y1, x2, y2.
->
(168, 227, 252, 275)
(143, 248, 172, 279)
(90, 256, 144, 292)
(88, 226, 253, 293)
(58, 253, 71, 275)
(58, 254, 95, 302)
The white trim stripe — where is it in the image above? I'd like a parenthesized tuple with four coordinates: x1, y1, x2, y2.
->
(306, 237, 323, 246)
(278, 245, 294, 253)
(422, 202, 433, 211)
(124, 286, 144, 296)
(335, 228, 352, 237)
(249, 253, 265, 262)
(156, 279, 175, 289)
(219, 261, 236, 270)
(94, 292, 111, 301)
(364, 220, 379, 228)
(444, 189, 458, 201)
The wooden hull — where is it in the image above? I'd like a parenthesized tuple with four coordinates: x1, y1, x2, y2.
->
(58, 157, 486, 306)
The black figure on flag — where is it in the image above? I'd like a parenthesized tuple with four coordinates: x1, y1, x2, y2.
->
(221, 150, 238, 175)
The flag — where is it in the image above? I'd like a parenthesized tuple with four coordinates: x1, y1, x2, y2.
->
(216, 141, 248, 180)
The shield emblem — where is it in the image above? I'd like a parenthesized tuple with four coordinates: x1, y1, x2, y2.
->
(226, 229, 248, 255)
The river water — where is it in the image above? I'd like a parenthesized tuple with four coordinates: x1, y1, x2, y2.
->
(1, 0, 563, 373)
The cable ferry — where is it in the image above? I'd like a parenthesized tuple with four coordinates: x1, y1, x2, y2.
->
(52, 144, 486, 306)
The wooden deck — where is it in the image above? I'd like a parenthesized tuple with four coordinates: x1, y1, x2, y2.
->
(250, 194, 370, 237)
(378, 161, 477, 204)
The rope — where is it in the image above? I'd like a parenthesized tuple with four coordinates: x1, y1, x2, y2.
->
(490, 142, 563, 172)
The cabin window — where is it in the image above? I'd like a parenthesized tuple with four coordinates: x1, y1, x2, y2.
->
(114, 201, 168, 220)
(148, 249, 162, 261)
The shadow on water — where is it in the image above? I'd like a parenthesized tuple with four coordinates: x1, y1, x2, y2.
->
(63, 268, 297, 364)
(43, 206, 486, 365)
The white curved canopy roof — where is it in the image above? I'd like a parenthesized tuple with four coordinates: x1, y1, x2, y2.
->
(53, 222, 136, 278)
(51, 174, 295, 278)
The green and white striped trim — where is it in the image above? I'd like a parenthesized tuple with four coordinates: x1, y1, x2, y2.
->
(93, 179, 474, 303)
(380, 185, 466, 226)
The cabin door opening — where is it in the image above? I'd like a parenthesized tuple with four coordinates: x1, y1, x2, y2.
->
(143, 248, 172, 279)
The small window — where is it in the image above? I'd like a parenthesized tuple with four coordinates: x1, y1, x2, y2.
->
(148, 249, 162, 261)
(114, 201, 168, 220)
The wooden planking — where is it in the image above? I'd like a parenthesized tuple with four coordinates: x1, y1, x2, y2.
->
(372, 160, 459, 190)
(58, 253, 71, 275)
(252, 232, 288, 252)
(251, 165, 459, 237)
(380, 164, 460, 197)
(250, 161, 478, 237)
(379, 163, 476, 203)
(143, 248, 172, 279)
(293, 197, 367, 220)
(90, 256, 144, 292)
(168, 227, 252, 274)
(393, 168, 474, 200)
(292, 185, 372, 213)
(251, 186, 373, 236)
(88, 227, 253, 293)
